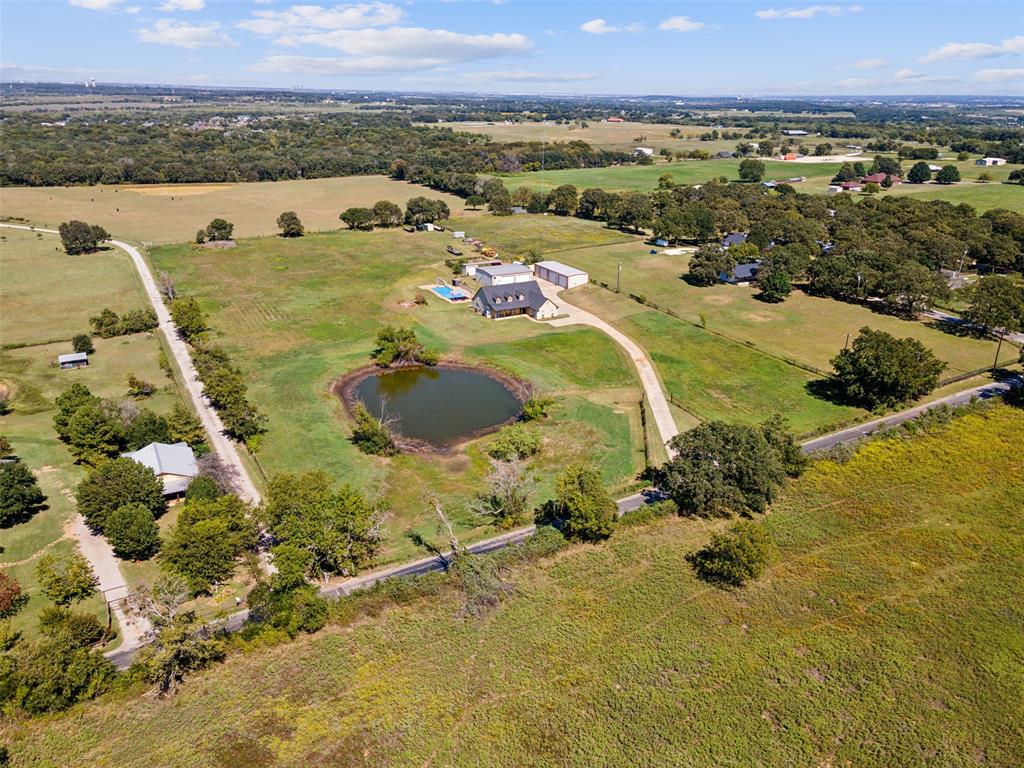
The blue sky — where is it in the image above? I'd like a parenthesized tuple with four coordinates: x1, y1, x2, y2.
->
(2, 1, 1022, 95)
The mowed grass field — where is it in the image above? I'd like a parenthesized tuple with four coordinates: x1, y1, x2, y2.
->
(0, 228, 148, 347)
(5, 405, 1022, 767)
(500, 158, 1023, 211)
(425, 119, 840, 156)
(148, 228, 650, 564)
(0, 176, 467, 245)
(560, 241, 1008, 375)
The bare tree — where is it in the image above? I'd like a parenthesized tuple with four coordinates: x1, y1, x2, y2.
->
(129, 572, 190, 629)
(196, 452, 239, 495)
(470, 458, 535, 529)
(158, 271, 176, 302)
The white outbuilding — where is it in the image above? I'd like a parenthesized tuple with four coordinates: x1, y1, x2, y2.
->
(533, 260, 589, 289)
(976, 157, 1006, 166)
(474, 262, 534, 287)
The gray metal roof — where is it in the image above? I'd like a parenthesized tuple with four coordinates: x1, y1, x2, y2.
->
(58, 352, 89, 363)
(473, 280, 550, 313)
(721, 232, 748, 248)
(123, 442, 199, 478)
(534, 260, 587, 278)
(475, 262, 532, 278)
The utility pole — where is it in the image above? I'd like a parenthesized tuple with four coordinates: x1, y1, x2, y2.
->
(992, 332, 1004, 372)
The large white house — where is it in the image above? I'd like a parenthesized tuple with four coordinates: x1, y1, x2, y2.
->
(533, 260, 589, 289)
(474, 262, 534, 287)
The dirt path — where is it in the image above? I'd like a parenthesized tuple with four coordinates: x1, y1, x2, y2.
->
(537, 282, 679, 453)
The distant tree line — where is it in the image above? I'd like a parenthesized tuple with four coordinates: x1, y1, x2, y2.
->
(0, 113, 633, 187)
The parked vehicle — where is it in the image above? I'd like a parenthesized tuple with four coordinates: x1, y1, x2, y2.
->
(447, 246, 463, 256)
(403, 226, 416, 233)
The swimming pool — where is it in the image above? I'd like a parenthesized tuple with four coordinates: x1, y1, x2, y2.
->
(431, 285, 469, 301)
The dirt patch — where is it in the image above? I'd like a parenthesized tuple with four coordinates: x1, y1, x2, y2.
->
(701, 295, 734, 306)
(745, 312, 775, 323)
(331, 360, 531, 455)
(200, 240, 237, 250)
(124, 184, 234, 197)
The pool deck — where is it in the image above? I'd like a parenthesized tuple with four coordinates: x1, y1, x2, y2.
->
(421, 283, 472, 303)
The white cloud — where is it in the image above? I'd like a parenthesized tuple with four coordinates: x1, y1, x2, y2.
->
(581, 19, 616, 35)
(893, 67, 956, 84)
(238, 3, 404, 36)
(69, 0, 124, 9)
(756, 4, 863, 20)
(659, 16, 705, 33)
(248, 27, 532, 74)
(138, 19, 239, 49)
(579, 18, 642, 35)
(972, 67, 1024, 83)
(852, 57, 887, 70)
(920, 36, 1024, 63)
(159, 0, 205, 10)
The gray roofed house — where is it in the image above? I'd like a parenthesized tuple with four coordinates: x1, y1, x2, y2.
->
(716, 150, 734, 158)
(123, 441, 199, 497)
(721, 232, 748, 248)
(472, 280, 559, 320)
(719, 261, 762, 285)
(58, 352, 89, 369)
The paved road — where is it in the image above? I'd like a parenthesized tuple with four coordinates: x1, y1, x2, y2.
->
(539, 282, 680, 453)
(801, 374, 1020, 453)
(922, 307, 1024, 346)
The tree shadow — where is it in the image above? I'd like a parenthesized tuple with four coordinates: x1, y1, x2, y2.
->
(805, 377, 860, 408)
(405, 530, 449, 567)
(922, 318, 983, 339)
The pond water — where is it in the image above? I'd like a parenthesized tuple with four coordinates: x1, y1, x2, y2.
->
(353, 365, 522, 447)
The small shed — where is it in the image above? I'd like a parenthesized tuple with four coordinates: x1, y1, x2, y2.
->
(452, 231, 465, 239)
(716, 150, 734, 159)
(417, 222, 436, 231)
(475, 262, 534, 287)
(633, 147, 654, 157)
(58, 352, 89, 370)
(533, 260, 589, 289)
(976, 157, 1006, 166)
(782, 129, 809, 136)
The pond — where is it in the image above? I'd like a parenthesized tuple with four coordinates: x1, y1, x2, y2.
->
(352, 365, 523, 448)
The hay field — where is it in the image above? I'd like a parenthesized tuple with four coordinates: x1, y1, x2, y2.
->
(5, 404, 1022, 767)
(0, 176, 467, 245)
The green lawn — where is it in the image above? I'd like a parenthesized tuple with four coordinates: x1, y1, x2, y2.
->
(563, 242, 1008, 375)
(446, 213, 633, 257)
(565, 286, 865, 434)
(0, 335, 183, 640)
(500, 158, 844, 194)
(5, 404, 1021, 767)
(147, 228, 648, 565)
(0, 228, 149, 347)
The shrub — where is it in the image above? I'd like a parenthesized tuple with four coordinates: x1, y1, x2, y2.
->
(205, 218, 233, 241)
(276, 210, 304, 237)
(487, 424, 541, 461)
(535, 463, 616, 542)
(105, 503, 161, 560)
(38, 605, 107, 648)
(370, 326, 437, 367)
(521, 394, 554, 421)
(0, 572, 26, 618)
(687, 521, 774, 587)
(126, 373, 156, 398)
(71, 334, 94, 354)
(350, 403, 397, 456)
(0, 460, 46, 528)
(34, 552, 97, 605)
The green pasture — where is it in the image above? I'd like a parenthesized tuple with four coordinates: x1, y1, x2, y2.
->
(5, 405, 1021, 767)
(148, 228, 648, 565)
